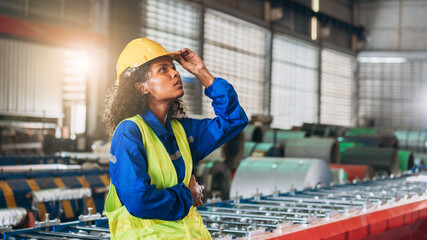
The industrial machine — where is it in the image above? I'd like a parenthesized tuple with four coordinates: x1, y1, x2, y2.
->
(1, 174, 426, 240)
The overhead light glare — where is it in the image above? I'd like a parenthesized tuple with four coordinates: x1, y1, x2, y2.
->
(358, 57, 407, 63)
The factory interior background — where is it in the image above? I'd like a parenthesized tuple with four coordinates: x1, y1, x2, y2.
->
(1, 0, 427, 239)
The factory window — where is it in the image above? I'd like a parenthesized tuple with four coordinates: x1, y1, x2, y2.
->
(143, 0, 202, 114)
(203, 9, 267, 118)
(358, 59, 427, 131)
(320, 48, 355, 126)
(270, 34, 318, 129)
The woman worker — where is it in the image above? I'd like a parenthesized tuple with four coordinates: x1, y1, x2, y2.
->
(103, 38, 248, 239)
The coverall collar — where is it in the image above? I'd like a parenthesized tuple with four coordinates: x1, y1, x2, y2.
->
(140, 109, 175, 138)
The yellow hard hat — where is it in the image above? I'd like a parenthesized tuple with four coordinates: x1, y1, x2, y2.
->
(116, 38, 179, 84)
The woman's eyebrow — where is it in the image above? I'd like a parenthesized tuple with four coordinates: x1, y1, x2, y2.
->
(154, 63, 174, 69)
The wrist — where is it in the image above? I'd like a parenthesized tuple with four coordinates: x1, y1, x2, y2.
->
(195, 67, 214, 88)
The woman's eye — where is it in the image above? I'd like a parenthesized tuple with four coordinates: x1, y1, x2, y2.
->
(159, 67, 166, 72)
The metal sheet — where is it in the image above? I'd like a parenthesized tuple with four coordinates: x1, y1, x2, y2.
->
(341, 148, 399, 174)
(229, 157, 333, 198)
(284, 138, 340, 163)
(0, 38, 63, 118)
(0, 207, 26, 227)
(31, 188, 92, 204)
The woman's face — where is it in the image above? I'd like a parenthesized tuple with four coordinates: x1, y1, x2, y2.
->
(144, 56, 184, 102)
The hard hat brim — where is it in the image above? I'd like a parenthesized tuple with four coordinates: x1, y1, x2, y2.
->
(152, 51, 180, 62)
(116, 51, 180, 83)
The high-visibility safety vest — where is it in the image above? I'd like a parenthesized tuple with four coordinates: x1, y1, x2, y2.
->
(104, 115, 212, 240)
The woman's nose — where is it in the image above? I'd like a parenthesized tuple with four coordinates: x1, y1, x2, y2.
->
(172, 69, 180, 78)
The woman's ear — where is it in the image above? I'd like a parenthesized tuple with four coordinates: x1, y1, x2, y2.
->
(135, 82, 149, 95)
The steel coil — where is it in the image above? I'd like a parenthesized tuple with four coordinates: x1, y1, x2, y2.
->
(397, 150, 414, 171)
(195, 159, 231, 201)
(229, 157, 333, 198)
(284, 138, 340, 163)
(341, 148, 399, 174)
(243, 125, 264, 142)
(394, 130, 427, 153)
(413, 152, 427, 166)
(250, 142, 283, 157)
(263, 129, 306, 145)
(301, 123, 346, 137)
(242, 141, 257, 159)
(329, 164, 374, 182)
(337, 136, 385, 148)
(346, 127, 378, 136)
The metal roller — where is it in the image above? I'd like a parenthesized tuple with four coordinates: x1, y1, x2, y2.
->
(195, 159, 231, 201)
(3, 176, 427, 240)
(341, 148, 399, 174)
(0, 164, 81, 173)
(229, 157, 333, 198)
(397, 150, 414, 171)
(250, 143, 283, 157)
(329, 164, 374, 182)
(284, 138, 340, 163)
(243, 125, 264, 142)
(263, 129, 306, 145)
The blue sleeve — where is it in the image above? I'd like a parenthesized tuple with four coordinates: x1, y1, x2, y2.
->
(109, 121, 193, 221)
(179, 78, 249, 166)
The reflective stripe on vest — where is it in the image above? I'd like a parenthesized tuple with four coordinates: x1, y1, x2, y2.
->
(104, 115, 211, 240)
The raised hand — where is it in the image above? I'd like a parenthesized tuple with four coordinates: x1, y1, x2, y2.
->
(175, 48, 214, 88)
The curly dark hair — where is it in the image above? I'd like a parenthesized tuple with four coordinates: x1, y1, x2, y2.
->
(103, 62, 187, 135)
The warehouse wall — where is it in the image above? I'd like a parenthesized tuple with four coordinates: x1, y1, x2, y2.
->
(357, 0, 427, 132)
(359, 0, 427, 50)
